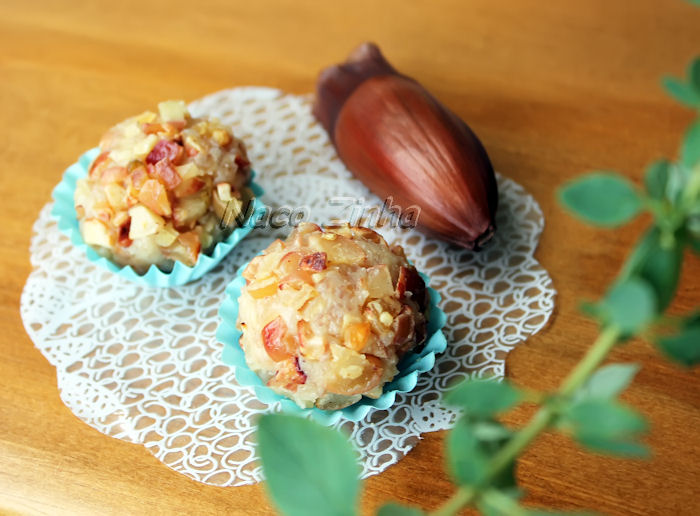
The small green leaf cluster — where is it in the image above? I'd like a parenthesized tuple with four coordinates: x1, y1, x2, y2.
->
(558, 63, 700, 364)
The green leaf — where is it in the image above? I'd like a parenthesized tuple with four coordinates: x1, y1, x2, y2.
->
(558, 173, 642, 227)
(661, 76, 700, 107)
(447, 417, 515, 489)
(443, 379, 522, 417)
(377, 503, 425, 516)
(575, 436, 649, 458)
(644, 160, 670, 200)
(600, 278, 657, 333)
(472, 421, 514, 441)
(681, 120, 700, 168)
(657, 314, 700, 367)
(565, 399, 647, 439)
(257, 414, 360, 516)
(561, 399, 648, 457)
(575, 363, 640, 401)
(478, 489, 523, 516)
(665, 163, 691, 203)
(616, 227, 684, 312)
(689, 57, 700, 93)
(446, 417, 488, 486)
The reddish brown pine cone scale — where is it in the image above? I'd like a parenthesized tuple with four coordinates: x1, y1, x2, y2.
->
(313, 42, 498, 250)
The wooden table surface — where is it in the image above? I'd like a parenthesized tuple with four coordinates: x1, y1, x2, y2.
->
(1, 0, 699, 514)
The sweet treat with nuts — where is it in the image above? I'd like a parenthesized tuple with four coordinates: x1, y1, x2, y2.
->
(74, 100, 252, 273)
(236, 223, 428, 410)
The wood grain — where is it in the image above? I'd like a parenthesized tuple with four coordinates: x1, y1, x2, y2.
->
(1, 0, 699, 514)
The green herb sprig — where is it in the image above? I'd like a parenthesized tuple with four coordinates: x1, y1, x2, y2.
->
(255, 42, 700, 516)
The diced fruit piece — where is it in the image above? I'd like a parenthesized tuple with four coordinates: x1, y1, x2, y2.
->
(74, 179, 91, 208)
(262, 316, 296, 362)
(126, 167, 148, 198)
(112, 211, 129, 227)
(146, 140, 185, 167)
(343, 321, 371, 352)
(267, 357, 307, 391)
(176, 161, 204, 180)
(173, 177, 205, 198)
(136, 111, 157, 124)
(183, 135, 204, 156)
(154, 224, 179, 247)
(278, 270, 315, 289)
(366, 264, 393, 298)
(352, 226, 386, 245)
(396, 265, 427, 310)
(278, 252, 302, 276)
(104, 183, 128, 210)
(308, 233, 366, 265)
(128, 204, 165, 239)
(299, 252, 328, 271)
(111, 134, 158, 164)
(392, 306, 416, 350)
(173, 194, 208, 228)
(100, 166, 128, 184)
(138, 179, 172, 216)
(297, 222, 322, 234)
(297, 319, 329, 361)
(142, 121, 186, 136)
(213, 188, 242, 227)
(157, 100, 187, 122)
(327, 345, 383, 396)
(248, 277, 279, 299)
(89, 152, 110, 177)
(176, 231, 201, 265)
(82, 219, 114, 248)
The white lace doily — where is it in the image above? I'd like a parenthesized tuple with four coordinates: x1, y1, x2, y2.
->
(20, 88, 555, 486)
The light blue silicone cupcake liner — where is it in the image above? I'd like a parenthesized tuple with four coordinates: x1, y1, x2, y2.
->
(51, 147, 266, 287)
(217, 260, 448, 425)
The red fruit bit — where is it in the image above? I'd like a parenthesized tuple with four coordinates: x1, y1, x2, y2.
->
(396, 265, 427, 309)
(294, 357, 307, 384)
(89, 152, 110, 177)
(153, 159, 182, 190)
(118, 221, 132, 247)
(177, 231, 201, 264)
(142, 121, 186, 135)
(299, 252, 327, 271)
(262, 316, 292, 362)
(268, 357, 307, 391)
(235, 155, 250, 169)
(146, 139, 185, 166)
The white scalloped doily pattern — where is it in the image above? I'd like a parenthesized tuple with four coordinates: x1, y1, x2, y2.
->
(20, 87, 555, 486)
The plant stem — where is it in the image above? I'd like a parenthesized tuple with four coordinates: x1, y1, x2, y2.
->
(430, 325, 622, 516)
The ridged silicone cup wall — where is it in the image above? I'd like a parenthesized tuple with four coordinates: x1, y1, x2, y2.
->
(217, 261, 448, 425)
(51, 147, 266, 287)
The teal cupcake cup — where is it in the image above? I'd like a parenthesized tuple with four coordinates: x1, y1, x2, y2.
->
(51, 147, 266, 287)
(217, 260, 448, 425)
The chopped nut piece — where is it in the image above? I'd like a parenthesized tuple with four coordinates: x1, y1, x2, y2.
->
(212, 129, 232, 146)
(379, 312, 394, 326)
(216, 182, 233, 202)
